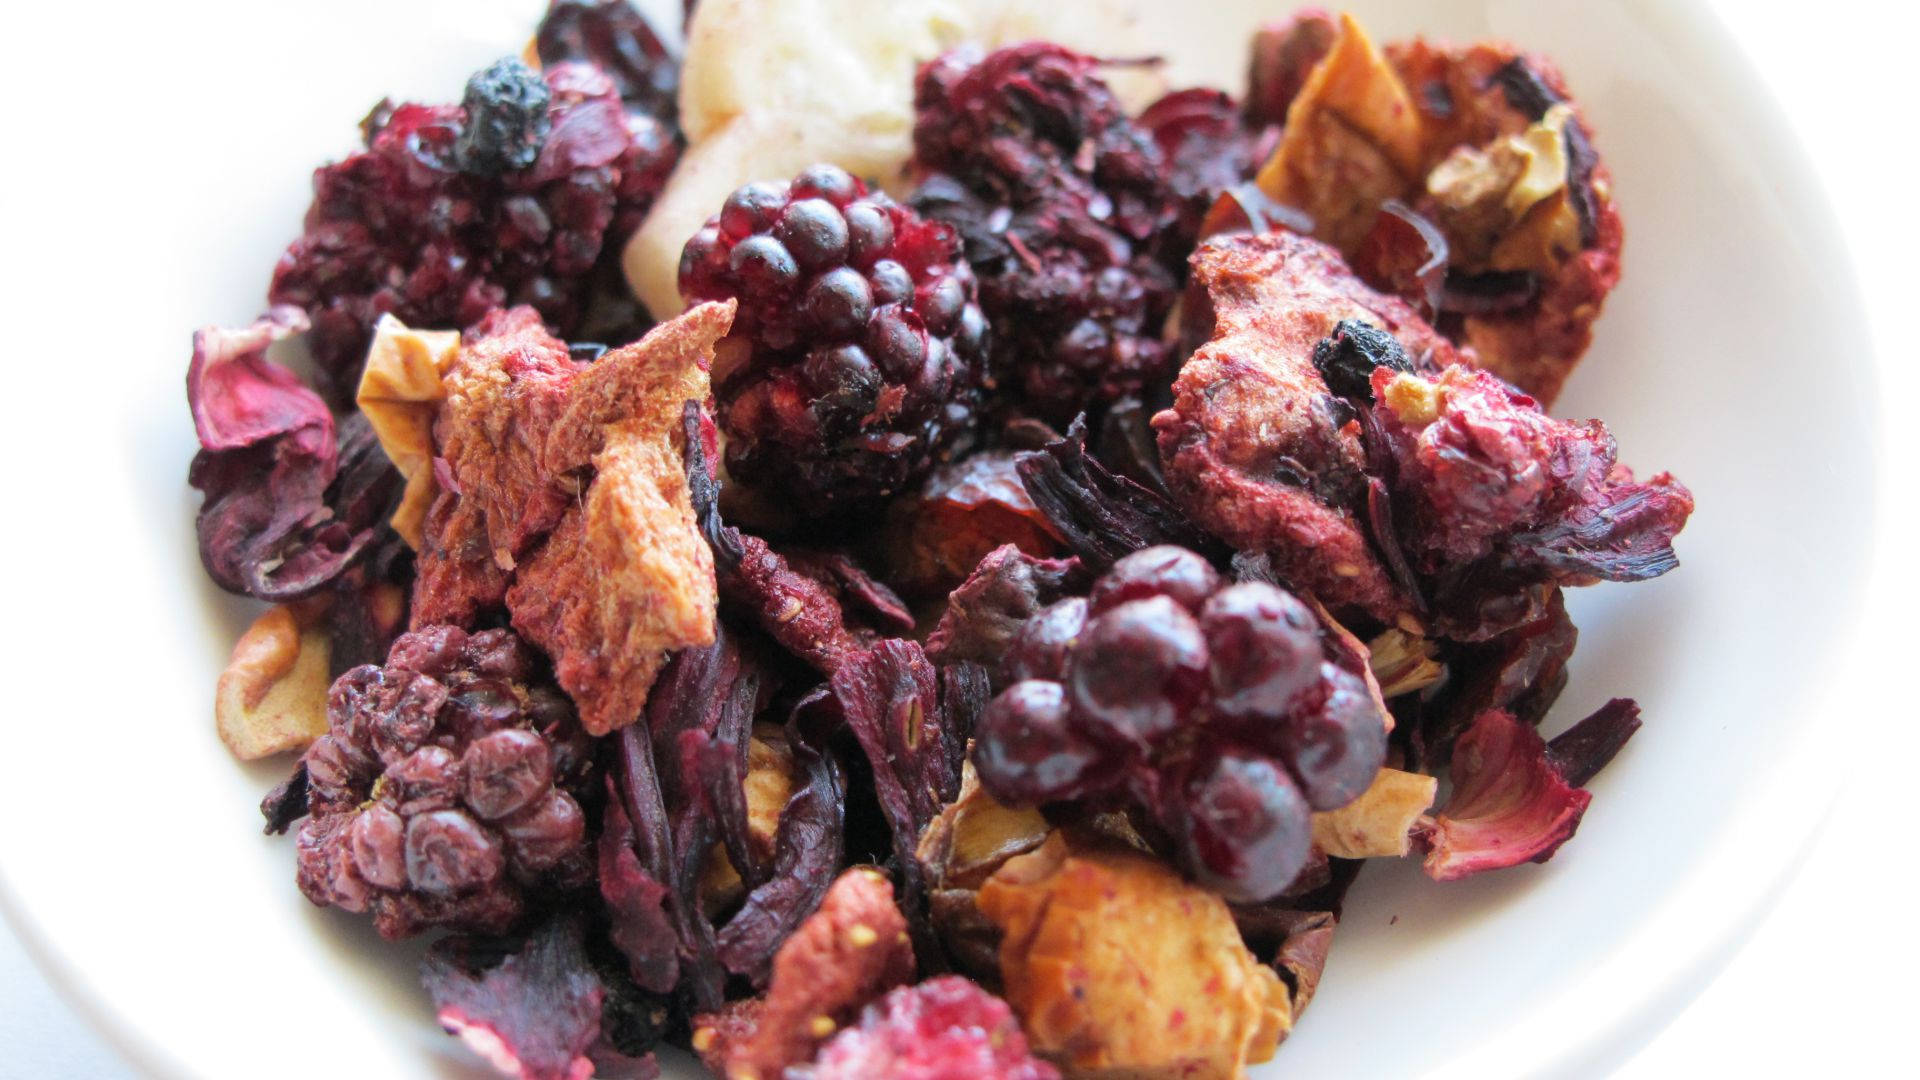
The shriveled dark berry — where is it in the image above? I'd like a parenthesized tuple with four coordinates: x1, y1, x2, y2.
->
(909, 45, 1183, 424)
(1006, 596, 1089, 683)
(1274, 664, 1390, 811)
(1088, 544, 1222, 615)
(1200, 582, 1322, 720)
(292, 625, 596, 939)
(269, 60, 678, 401)
(681, 165, 988, 509)
(1066, 596, 1209, 749)
(456, 58, 553, 175)
(1172, 752, 1312, 903)
(1311, 318, 1412, 402)
(973, 680, 1108, 804)
(971, 546, 1390, 901)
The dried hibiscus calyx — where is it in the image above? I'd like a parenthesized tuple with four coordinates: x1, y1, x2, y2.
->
(697, 867, 916, 1080)
(422, 914, 611, 1080)
(291, 624, 597, 938)
(187, 308, 403, 601)
(978, 831, 1293, 1078)
(908, 44, 1178, 424)
(269, 56, 678, 399)
(1418, 708, 1587, 880)
(798, 975, 1061, 1080)
(883, 451, 1063, 598)
(680, 163, 989, 510)
(1369, 364, 1694, 638)
(972, 545, 1390, 902)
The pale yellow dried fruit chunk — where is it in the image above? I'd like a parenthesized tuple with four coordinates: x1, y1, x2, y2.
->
(215, 601, 332, 760)
(1255, 12, 1425, 250)
(1428, 104, 1582, 275)
(626, 0, 1164, 321)
(700, 725, 803, 915)
(355, 315, 462, 548)
(979, 833, 1291, 1080)
(1310, 767, 1439, 859)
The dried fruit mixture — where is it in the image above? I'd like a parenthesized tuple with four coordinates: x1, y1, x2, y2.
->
(185, 4, 1692, 1078)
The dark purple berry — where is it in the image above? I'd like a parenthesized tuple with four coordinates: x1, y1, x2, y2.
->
(268, 61, 676, 402)
(1089, 544, 1223, 615)
(1171, 752, 1312, 903)
(463, 728, 554, 821)
(1066, 596, 1208, 748)
(973, 680, 1109, 804)
(681, 167, 988, 509)
(1276, 664, 1390, 811)
(1006, 596, 1089, 683)
(455, 58, 552, 175)
(406, 810, 505, 895)
(1200, 582, 1322, 720)
(292, 626, 597, 939)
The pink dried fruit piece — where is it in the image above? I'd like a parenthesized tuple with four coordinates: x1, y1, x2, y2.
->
(801, 975, 1061, 1080)
(1421, 708, 1594, 881)
(187, 308, 403, 601)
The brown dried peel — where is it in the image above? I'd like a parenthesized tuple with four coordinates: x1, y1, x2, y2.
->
(214, 598, 333, 760)
(355, 315, 462, 549)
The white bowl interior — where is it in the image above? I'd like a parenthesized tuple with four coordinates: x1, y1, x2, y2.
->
(0, 0, 1876, 1077)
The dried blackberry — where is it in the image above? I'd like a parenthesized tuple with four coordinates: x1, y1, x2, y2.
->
(535, 0, 680, 124)
(293, 625, 597, 939)
(456, 59, 553, 175)
(908, 45, 1181, 425)
(269, 59, 678, 401)
(679, 164, 988, 510)
(972, 546, 1389, 902)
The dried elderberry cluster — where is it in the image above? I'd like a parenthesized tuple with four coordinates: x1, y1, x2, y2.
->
(973, 546, 1387, 902)
(295, 625, 597, 939)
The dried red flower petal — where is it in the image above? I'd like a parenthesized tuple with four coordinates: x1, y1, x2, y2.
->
(422, 916, 605, 1080)
(1419, 709, 1590, 881)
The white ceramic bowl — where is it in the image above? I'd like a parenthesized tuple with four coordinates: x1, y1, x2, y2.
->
(0, 1, 1881, 1077)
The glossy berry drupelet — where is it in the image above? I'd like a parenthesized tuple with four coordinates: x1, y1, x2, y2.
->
(971, 545, 1388, 902)
(293, 625, 597, 939)
(679, 164, 989, 510)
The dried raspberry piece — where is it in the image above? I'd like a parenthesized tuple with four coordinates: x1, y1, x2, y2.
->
(971, 546, 1389, 902)
(269, 58, 678, 400)
(801, 976, 1060, 1080)
(908, 44, 1179, 424)
(293, 625, 596, 938)
(679, 164, 988, 510)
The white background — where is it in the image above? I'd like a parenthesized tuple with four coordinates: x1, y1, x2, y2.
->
(2, 1, 1912, 1076)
